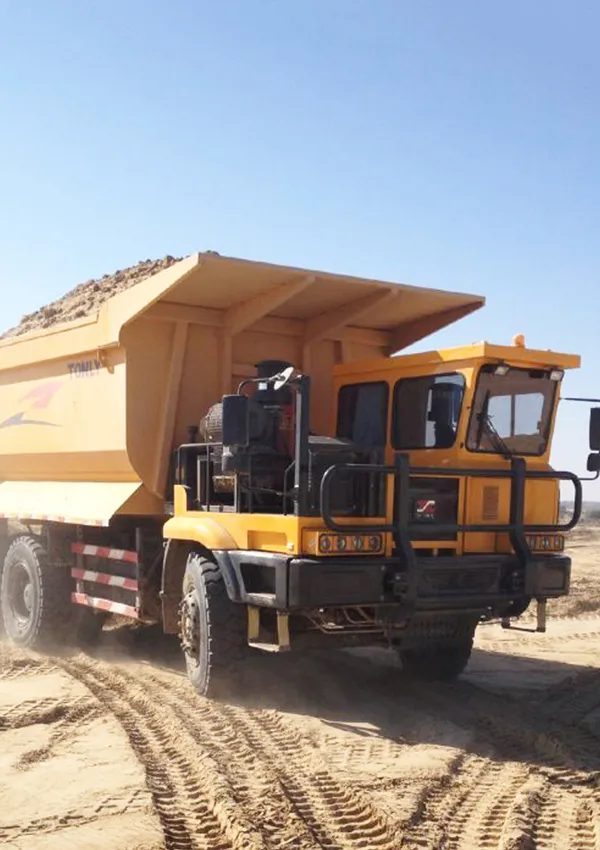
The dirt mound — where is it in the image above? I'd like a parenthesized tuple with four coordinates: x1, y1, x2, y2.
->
(1, 255, 183, 341)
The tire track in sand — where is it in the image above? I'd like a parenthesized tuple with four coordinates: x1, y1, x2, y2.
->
(571, 800, 600, 850)
(124, 668, 324, 850)
(1, 789, 150, 843)
(398, 756, 511, 849)
(62, 656, 383, 849)
(481, 626, 600, 654)
(301, 650, 600, 847)
(397, 677, 600, 790)
(393, 675, 600, 847)
(259, 652, 522, 850)
(0, 654, 52, 680)
(445, 763, 532, 850)
(528, 787, 600, 850)
(225, 708, 398, 850)
(538, 668, 600, 729)
(6, 634, 600, 850)
(144, 668, 400, 850)
(57, 656, 260, 850)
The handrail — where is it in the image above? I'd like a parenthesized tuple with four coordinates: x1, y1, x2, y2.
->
(320, 455, 583, 539)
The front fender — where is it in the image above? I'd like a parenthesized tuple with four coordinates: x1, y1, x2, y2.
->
(163, 516, 239, 551)
(160, 519, 242, 633)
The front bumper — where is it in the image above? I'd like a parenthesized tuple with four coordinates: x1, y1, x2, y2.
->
(218, 550, 571, 611)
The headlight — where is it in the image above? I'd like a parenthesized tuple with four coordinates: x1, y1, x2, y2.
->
(525, 535, 564, 552)
(317, 533, 383, 555)
(319, 535, 332, 553)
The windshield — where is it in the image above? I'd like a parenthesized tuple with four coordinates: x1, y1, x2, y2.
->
(467, 366, 558, 456)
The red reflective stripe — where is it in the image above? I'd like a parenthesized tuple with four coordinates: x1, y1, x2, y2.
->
(71, 543, 138, 564)
(71, 592, 139, 620)
(71, 568, 138, 592)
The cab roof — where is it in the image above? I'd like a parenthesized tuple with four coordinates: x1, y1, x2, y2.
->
(334, 341, 581, 378)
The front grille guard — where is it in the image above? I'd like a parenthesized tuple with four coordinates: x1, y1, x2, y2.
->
(320, 454, 583, 573)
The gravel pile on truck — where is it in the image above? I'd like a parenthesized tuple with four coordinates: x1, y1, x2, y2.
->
(1, 255, 182, 340)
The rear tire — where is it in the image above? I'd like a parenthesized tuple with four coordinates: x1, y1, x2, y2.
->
(179, 551, 247, 699)
(1, 536, 73, 649)
(398, 618, 476, 682)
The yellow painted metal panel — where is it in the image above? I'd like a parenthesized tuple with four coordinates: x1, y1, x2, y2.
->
(464, 475, 560, 554)
(0, 347, 133, 482)
(464, 477, 511, 553)
(162, 516, 241, 550)
(166, 495, 301, 552)
(0, 481, 143, 526)
(334, 341, 580, 380)
(0, 253, 485, 372)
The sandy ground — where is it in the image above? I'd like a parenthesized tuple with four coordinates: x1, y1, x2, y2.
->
(1, 528, 599, 850)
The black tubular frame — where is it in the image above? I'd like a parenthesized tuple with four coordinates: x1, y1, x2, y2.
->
(294, 375, 311, 516)
(320, 454, 583, 566)
(175, 442, 297, 514)
(175, 442, 228, 510)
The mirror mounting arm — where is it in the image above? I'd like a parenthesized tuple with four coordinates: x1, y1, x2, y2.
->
(579, 472, 600, 482)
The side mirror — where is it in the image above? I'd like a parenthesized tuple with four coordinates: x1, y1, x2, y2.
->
(590, 408, 600, 451)
(221, 394, 249, 446)
(587, 452, 600, 473)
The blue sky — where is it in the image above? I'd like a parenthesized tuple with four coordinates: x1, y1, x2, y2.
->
(0, 0, 598, 496)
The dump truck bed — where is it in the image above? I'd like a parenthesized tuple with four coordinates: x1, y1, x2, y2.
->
(0, 253, 484, 526)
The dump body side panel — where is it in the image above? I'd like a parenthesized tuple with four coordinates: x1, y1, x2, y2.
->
(0, 345, 132, 483)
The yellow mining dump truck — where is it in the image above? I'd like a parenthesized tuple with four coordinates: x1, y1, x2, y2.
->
(0, 254, 597, 696)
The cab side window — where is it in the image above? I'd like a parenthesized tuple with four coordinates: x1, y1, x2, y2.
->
(393, 374, 465, 450)
(337, 382, 389, 449)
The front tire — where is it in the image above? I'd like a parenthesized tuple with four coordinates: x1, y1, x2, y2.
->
(179, 551, 247, 698)
(398, 618, 476, 682)
(1, 536, 73, 649)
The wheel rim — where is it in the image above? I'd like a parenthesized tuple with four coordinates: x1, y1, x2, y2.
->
(179, 591, 200, 666)
(6, 561, 34, 633)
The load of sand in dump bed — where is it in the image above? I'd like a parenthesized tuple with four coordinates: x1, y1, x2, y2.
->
(1, 255, 184, 340)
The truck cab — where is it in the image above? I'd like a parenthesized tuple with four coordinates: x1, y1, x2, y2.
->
(332, 339, 579, 558)
(168, 338, 586, 696)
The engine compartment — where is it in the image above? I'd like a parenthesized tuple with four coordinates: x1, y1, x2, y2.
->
(185, 360, 383, 517)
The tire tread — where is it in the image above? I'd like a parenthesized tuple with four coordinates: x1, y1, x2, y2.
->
(1, 535, 72, 648)
(182, 552, 247, 697)
(399, 617, 476, 682)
